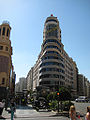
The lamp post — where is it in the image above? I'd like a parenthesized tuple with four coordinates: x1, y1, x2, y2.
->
(57, 92, 59, 113)
(57, 80, 60, 113)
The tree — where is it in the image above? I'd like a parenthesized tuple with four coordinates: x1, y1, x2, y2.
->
(55, 87, 71, 112)
(47, 92, 55, 102)
(59, 87, 71, 101)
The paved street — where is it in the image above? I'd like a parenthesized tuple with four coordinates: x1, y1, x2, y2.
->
(1, 102, 89, 120)
(74, 101, 90, 115)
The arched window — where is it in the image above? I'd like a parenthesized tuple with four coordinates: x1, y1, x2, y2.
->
(0, 46, 3, 50)
(0, 28, 1, 36)
(7, 28, 10, 37)
(6, 47, 8, 51)
(2, 27, 5, 35)
(2, 78, 5, 84)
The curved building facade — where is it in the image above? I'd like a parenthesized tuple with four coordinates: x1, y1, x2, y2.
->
(0, 21, 13, 88)
(38, 15, 78, 94)
(39, 15, 65, 90)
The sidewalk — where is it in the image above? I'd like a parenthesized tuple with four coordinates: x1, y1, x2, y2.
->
(1, 105, 37, 119)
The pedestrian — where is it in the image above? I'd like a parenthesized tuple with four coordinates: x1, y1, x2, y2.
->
(69, 105, 82, 120)
(85, 106, 90, 120)
(10, 99, 16, 120)
(0, 99, 5, 119)
(5, 98, 9, 111)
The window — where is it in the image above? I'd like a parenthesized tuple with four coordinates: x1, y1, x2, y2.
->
(40, 62, 65, 68)
(46, 51, 59, 55)
(2, 27, 5, 35)
(42, 55, 63, 61)
(46, 19, 57, 23)
(7, 29, 10, 37)
(40, 81, 50, 85)
(46, 24, 58, 38)
(43, 39, 61, 47)
(6, 47, 8, 51)
(44, 45, 61, 52)
(39, 74, 64, 79)
(0, 46, 3, 50)
(2, 78, 5, 84)
(0, 28, 1, 36)
(0, 56, 9, 73)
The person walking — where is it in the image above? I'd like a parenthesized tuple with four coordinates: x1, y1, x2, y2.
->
(10, 99, 16, 120)
(69, 105, 82, 120)
(85, 106, 90, 120)
(0, 99, 5, 119)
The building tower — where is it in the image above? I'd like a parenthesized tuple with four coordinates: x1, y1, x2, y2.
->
(39, 14, 64, 91)
(38, 15, 78, 95)
(0, 21, 13, 89)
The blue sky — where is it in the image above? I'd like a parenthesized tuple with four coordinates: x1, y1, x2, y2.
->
(0, 0, 90, 83)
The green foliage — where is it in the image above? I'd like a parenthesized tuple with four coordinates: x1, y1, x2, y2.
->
(47, 87, 71, 102)
(63, 101, 74, 111)
(55, 87, 71, 101)
(47, 92, 56, 101)
(49, 100, 58, 110)
(47, 93, 53, 101)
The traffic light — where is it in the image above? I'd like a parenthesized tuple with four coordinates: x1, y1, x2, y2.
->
(57, 92, 59, 96)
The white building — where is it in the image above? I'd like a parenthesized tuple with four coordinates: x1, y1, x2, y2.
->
(15, 82, 20, 93)
(15, 77, 27, 93)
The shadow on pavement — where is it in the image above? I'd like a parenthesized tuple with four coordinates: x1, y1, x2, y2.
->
(16, 105, 32, 109)
(50, 112, 69, 118)
(49, 111, 85, 118)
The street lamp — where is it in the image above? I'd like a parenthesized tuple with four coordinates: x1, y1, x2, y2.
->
(57, 80, 60, 113)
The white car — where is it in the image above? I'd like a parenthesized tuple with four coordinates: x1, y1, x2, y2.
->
(75, 96, 89, 102)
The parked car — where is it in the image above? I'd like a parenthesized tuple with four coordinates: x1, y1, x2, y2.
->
(75, 96, 89, 102)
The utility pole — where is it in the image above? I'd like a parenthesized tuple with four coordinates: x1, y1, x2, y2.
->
(57, 80, 60, 113)
(57, 92, 59, 113)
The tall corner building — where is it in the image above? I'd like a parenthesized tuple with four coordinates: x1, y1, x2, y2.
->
(0, 21, 13, 89)
(32, 15, 78, 96)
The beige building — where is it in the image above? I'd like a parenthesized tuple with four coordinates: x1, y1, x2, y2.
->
(38, 15, 78, 95)
(0, 21, 13, 89)
(33, 59, 40, 91)
(27, 15, 78, 97)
